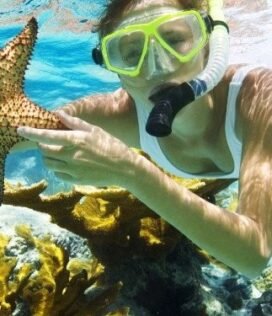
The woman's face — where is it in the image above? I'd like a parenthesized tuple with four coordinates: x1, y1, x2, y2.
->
(114, 0, 207, 102)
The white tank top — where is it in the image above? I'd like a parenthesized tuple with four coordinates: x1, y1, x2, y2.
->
(134, 65, 261, 179)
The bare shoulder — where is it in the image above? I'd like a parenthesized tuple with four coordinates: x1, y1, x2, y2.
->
(237, 65, 272, 135)
(236, 64, 272, 149)
(61, 87, 136, 118)
(111, 88, 136, 114)
(235, 66, 272, 252)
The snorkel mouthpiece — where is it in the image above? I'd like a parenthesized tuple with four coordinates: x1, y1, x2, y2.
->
(146, 83, 195, 137)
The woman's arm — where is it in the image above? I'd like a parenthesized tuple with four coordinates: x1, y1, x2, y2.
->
(124, 151, 269, 279)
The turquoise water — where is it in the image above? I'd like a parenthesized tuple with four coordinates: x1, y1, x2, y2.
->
(0, 0, 272, 193)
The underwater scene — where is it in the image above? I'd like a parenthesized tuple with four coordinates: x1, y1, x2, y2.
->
(0, 0, 272, 315)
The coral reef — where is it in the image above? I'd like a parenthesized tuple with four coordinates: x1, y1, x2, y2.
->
(3, 176, 233, 265)
(2, 174, 236, 315)
(0, 225, 124, 316)
(2, 152, 271, 314)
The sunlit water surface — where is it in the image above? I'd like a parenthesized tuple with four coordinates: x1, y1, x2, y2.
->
(0, 0, 271, 193)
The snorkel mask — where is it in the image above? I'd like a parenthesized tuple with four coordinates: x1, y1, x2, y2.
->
(93, 0, 229, 137)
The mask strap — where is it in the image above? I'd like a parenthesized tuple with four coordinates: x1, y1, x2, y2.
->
(92, 46, 103, 65)
(204, 14, 229, 34)
(203, 14, 229, 35)
(212, 20, 229, 33)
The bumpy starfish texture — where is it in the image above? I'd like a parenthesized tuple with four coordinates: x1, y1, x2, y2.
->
(0, 17, 66, 205)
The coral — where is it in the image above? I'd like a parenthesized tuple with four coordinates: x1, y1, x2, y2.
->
(0, 225, 126, 316)
(65, 177, 234, 264)
(254, 267, 272, 292)
(3, 180, 83, 213)
(1, 176, 235, 314)
(0, 233, 17, 315)
(70, 193, 183, 264)
(3, 163, 234, 265)
(2, 151, 238, 314)
(4, 175, 272, 314)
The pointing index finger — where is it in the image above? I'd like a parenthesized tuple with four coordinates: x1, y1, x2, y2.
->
(17, 127, 72, 146)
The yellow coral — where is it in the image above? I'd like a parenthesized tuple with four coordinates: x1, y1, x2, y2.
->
(4, 180, 83, 213)
(68, 257, 104, 281)
(73, 197, 121, 235)
(254, 267, 272, 292)
(0, 232, 33, 315)
(17, 226, 64, 315)
(0, 257, 17, 314)
(139, 218, 163, 246)
(0, 233, 10, 256)
(0, 225, 125, 315)
(106, 308, 130, 316)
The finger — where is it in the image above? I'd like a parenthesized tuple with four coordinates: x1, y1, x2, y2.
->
(53, 105, 75, 116)
(55, 111, 96, 132)
(39, 144, 64, 158)
(54, 171, 75, 183)
(38, 143, 64, 152)
(43, 156, 68, 171)
(38, 143, 75, 161)
(17, 127, 73, 146)
(43, 155, 68, 165)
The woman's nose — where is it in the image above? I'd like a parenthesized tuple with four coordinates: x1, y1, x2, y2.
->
(144, 38, 179, 80)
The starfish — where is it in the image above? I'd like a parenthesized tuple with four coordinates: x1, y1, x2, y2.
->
(0, 17, 66, 205)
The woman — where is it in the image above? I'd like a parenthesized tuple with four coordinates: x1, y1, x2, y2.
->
(17, 0, 272, 278)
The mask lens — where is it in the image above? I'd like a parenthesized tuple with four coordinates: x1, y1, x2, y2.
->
(157, 13, 206, 60)
(104, 30, 146, 72)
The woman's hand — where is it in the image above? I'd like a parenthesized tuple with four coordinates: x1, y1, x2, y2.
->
(17, 111, 137, 186)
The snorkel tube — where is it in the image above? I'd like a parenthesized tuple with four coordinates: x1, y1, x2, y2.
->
(146, 0, 229, 137)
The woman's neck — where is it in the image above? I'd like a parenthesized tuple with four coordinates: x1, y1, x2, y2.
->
(171, 92, 225, 146)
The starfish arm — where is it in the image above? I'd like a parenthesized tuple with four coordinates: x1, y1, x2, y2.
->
(0, 17, 38, 99)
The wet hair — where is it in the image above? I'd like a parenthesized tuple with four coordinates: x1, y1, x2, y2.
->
(95, 0, 208, 38)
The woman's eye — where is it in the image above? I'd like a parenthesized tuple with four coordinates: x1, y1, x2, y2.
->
(122, 47, 142, 65)
(164, 33, 193, 54)
(166, 35, 185, 46)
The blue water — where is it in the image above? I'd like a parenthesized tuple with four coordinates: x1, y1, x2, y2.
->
(0, 1, 272, 193)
